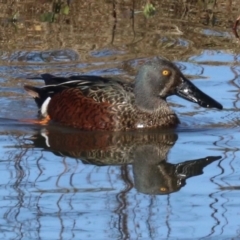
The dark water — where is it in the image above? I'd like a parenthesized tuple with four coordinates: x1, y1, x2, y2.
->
(0, 0, 240, 239)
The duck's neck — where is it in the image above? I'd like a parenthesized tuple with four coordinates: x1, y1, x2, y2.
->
(134, 82, 171, 114)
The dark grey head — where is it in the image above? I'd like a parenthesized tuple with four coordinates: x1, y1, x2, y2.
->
(134, 58, 223, 111)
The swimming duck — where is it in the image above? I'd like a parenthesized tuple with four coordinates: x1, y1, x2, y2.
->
(24, 58, 222, 131)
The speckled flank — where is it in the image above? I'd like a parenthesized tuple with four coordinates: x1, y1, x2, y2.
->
(48, 88, 116, 130)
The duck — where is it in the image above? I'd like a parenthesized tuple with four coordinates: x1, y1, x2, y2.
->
(24, 58, 223, 131)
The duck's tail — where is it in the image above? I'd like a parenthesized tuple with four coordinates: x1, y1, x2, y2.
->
(24, 85, 51, 117)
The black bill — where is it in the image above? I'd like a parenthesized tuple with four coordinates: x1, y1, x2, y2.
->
(176, 76, 223, 110)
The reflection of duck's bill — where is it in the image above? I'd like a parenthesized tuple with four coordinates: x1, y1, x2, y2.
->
(176, 76, 223, 110)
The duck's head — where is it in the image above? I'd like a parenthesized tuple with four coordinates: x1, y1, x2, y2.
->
(134, 58, 223, 111)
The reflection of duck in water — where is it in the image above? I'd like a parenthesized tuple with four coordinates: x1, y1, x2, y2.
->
(133, 145, 220, 194)
(27, 126, 222, 194)
(24, 58, 222, 131)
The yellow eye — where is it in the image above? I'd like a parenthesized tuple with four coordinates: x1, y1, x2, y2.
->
(162, 70, 170, 76)
(160, 187, 167, 192)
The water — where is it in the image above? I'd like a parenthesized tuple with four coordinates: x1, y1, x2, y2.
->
(0, 125, 238, 239)
(0, 0, 240, 239)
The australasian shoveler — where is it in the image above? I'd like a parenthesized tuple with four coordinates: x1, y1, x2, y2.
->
(24, 58, 222, 131)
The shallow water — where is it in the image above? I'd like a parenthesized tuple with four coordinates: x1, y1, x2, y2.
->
(0, 0, 240, 239)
